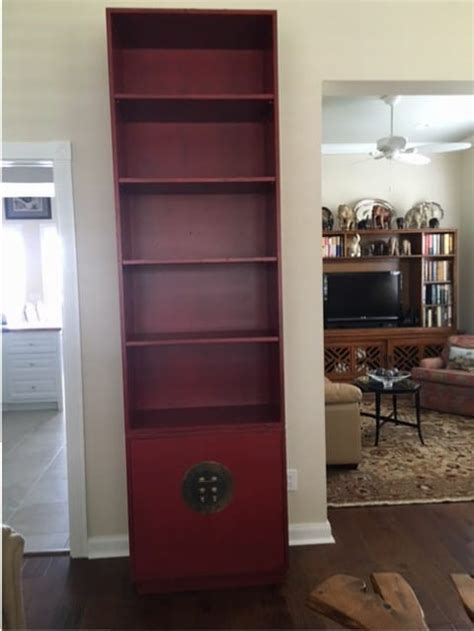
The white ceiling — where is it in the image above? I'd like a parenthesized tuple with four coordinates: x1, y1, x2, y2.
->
(322, 95, 474, 144)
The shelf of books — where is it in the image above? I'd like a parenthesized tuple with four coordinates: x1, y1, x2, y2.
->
(322, 235, 344, 258)
(422, 232, 454, 256)
(422, 257, 454, 327)
(423, 259, 452, 282)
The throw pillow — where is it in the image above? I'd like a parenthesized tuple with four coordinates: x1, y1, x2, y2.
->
(447, 345, 474, 373)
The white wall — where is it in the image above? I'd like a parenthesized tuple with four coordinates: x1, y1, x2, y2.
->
(322, 153, 463, 228)
(459, 146, 474, 333)
(2, 167, 59, 323)
(4, 0, 473, 543)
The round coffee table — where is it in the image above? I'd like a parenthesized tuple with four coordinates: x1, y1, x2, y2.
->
(353, 377, 423, 446)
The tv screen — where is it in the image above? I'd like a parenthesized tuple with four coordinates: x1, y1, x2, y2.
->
(324, 271, 401, 326)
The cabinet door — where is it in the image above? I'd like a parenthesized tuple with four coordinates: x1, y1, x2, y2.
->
(128, 428, 286, 586)
(325, 340, 385, 380)
(324, 343, 352, 380)
(352, 341, 386, 376)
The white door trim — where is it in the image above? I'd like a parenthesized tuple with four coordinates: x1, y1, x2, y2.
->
(289, 521, 334, 546)
(3, 141, 88, 557)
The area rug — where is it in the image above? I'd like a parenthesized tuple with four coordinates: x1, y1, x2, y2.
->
(327, 404, 474, 507)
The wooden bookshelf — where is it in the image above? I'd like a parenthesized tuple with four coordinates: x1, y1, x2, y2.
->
(322, 228, 457, 380)
(107, 8, 287, 594)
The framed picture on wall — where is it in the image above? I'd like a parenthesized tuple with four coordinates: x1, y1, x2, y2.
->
(4, 197, 52, 220)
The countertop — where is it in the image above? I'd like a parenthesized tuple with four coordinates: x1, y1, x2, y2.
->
(2, 323, 62, 332)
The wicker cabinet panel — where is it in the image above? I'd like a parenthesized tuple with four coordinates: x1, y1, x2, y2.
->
(423, 343, 444, 359)
(325, 331, 449, 381)
(354, 343, 385, 375)
(324, 345, 351, 378)
(387, 341, 445, 371)
(324, 341, 385, 380)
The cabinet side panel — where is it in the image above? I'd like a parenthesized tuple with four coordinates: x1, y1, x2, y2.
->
(107, 11, 130, 430)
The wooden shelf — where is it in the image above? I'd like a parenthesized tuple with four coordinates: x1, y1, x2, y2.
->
(129, 404, 280, 433)
(323, 228, 457, 237)
(324, 255, 422, 261)
(116, 94, 274, 122)
(126, 330, 279, 346)
(115, 93, 275, 100)
(422, 254, 455, 258)
(119, 177, 276, 194)
(123, 257, 277, 266)
(108, 8, 287, 592)
(323, 226, 457, 374)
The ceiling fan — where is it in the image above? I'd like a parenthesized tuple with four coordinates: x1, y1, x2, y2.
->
(323, 95, 472, 165)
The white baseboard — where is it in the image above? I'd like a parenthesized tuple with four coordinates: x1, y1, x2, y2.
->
(289, 520, 335, 546)
(87, 521, 334, 559)
(88, 535, 129, 559)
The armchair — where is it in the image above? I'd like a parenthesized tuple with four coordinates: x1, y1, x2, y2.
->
(2, 525, 26, 630)
(411, 335, 474, 416)
(325, 377, 362, 466)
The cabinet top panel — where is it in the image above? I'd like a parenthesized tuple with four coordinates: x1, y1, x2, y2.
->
(107, 9, 275, 50)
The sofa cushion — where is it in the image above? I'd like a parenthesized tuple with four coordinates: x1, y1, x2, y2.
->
(419, 356, 444, 370)
(447, 345, 474, 373)
(412, 366, 474, 387)
(448, 335, 474, 348)
(442, 335, 474, 365)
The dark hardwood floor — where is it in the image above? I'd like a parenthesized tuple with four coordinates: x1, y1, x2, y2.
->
(22, 503, 474, 629)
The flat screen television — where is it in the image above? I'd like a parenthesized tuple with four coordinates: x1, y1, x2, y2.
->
(324, 271, 402, 328)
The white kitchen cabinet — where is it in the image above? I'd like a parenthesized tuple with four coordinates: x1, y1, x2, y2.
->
(2, 329, 63, 410)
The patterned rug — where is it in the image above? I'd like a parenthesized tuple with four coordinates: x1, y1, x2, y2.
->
(327, 404, 474, 507)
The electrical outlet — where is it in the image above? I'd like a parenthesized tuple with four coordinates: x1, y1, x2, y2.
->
(287, 469, 298, 492)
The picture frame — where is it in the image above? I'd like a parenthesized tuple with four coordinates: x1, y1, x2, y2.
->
(4, 197, 52, 220)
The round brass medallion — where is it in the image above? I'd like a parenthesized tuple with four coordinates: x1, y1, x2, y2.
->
(182, 461, 233, 514)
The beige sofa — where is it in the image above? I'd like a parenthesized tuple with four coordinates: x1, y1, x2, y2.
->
(325, 377, 362, 467)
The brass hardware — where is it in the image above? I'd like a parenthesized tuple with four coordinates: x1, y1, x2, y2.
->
(182, 461, 233, 514)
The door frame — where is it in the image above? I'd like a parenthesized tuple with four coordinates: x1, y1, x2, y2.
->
(3, 141, 88, 557)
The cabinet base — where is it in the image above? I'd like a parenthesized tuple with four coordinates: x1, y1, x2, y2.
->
(135, 568, 287, 594)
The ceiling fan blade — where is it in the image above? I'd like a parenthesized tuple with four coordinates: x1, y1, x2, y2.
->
(413, 142, 472, 154)
(322, 143, 377, 155)
(396, 152, 431, 165)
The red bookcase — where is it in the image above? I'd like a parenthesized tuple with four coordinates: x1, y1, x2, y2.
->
(107, 8, 287, 593)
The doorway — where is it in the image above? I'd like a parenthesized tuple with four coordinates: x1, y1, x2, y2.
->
(2, 163, 69, 551)
(321, 82, 474, 509)
(2, 142, 88, 557)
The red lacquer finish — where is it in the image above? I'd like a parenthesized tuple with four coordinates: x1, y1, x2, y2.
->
(106, 8, 287, 593)
(129, 428, 286, 588)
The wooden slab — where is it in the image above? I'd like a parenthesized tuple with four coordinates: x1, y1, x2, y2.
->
(451, 574, 474, 621)
(307, 573, 428, 630)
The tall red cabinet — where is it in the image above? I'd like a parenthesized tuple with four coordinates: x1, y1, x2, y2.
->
(106, 8, 287, 593)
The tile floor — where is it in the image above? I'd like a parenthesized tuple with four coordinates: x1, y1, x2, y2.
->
(2, 409, 69, 552)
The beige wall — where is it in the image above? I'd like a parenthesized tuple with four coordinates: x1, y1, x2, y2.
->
(459, 146, 474, 333)
(322, 153, 463, 228)
(4, 0, 474, 540)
